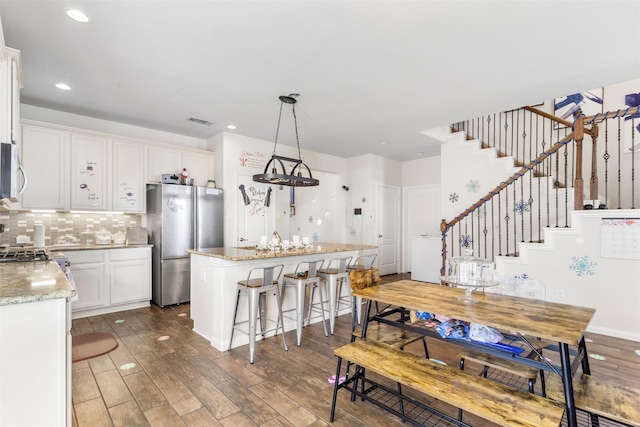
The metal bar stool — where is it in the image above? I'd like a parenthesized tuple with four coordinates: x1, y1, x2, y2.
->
(281, 259, 328, 346)
(317, 256, 353, 334)
(346, 253, 377, 324)
(228, 264, 288, 363)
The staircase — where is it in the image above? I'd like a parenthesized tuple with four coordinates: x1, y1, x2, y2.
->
(428, 106, 640, 342)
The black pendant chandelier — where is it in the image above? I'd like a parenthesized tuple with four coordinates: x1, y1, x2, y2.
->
(253, 94, 320, 187)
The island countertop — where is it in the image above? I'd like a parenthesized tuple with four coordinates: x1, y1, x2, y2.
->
(187, 242, 377, 262)
(0, 261, 76, 306)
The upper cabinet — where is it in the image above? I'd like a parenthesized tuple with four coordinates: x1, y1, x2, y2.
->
(19, 121, 212, 212)
(112, 139, 146, 212)
(0, 47, 22, 145)
(19, 124, 70, 211)
(182, 149, 213, 187)
(148, 145, 214, 186)
(71, 133, 109, 210)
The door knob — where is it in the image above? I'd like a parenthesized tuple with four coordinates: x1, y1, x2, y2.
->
(378, 234, 383, 238)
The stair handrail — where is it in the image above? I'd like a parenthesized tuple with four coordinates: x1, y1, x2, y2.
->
(440, 132, 575, 276)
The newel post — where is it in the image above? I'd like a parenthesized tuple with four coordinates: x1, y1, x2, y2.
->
(440, 219, 448, 282)
(574, 113, 585, 210)
(589, 124, 599, 202)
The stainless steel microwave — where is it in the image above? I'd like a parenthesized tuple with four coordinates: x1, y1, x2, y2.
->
(0, 142, 26, 202)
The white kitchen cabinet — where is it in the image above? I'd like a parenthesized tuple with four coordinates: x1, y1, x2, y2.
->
(148, 145, 181, 183)
(148, 144, 214, 185)
(0, 47, 21, 145)
(67, 250, 107, 311)
(0, 298, 69, 427)
(69, 247, 151, 319)
(71, 133, 109, 210)
(19, 124, 70, 210)
(182, 149, 214, 187)
(109, 248, 151, 304)
(111, 139, 146, 212)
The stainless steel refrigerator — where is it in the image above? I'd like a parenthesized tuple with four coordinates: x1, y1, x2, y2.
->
(146, 183, 224, 307)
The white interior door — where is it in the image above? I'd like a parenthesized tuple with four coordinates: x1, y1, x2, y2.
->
(236, 175, 276, 246)
(403, 184, 441, 272)
(376, 185, 400, 275)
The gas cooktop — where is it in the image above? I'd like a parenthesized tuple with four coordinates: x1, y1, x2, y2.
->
(0, 247, 52, 263)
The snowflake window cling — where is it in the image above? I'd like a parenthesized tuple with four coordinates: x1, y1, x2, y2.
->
(466, 179, 481, 193)
(514, 199, 532, 215)
(569, 255, 597, 276)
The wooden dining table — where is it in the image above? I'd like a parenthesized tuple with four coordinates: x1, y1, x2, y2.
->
(352, 280, 596, 427)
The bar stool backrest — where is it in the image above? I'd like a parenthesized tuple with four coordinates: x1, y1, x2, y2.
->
(327, 256, 353, 273)
(350, 254, 377, 269)
(241, 264, 284, 290)
(485, 276, 545, 300)
(293, 259, 324, 279)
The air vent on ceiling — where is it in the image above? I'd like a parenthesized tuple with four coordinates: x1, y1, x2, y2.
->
(188, 117, 214, 126)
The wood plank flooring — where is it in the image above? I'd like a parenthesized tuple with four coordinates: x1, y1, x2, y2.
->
(71, 274, 640, 427)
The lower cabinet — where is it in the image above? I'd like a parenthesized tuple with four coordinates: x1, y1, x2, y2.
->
(0, 298, 69, 427)
(68, 247, 151, 318)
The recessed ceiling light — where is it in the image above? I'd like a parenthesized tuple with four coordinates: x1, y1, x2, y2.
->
(55, 83, 71, 90)
(66, 9, 91, 23)
(380, 141, 388, 145)
(417, 151, 424, 156)
(227, 125, 236, 130)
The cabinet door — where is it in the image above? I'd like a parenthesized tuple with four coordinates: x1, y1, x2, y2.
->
(112, 139, 146, 212)
(19, 124, 70, 210)
(182, 150, 213, 187)
(0, 57, 10, 144)
(109, 249, 151, 305)
(148, 145, 180, 183)
(71, 133, 108, 210)
(68, 250, 107, 311)
(69, 263, 106, 311)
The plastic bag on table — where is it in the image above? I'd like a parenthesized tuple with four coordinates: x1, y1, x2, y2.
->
(469, 322, 504, 343)
(435, 319, 469, 339)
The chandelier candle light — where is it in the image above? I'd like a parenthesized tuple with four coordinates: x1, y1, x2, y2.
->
(253, 94, 320, 187)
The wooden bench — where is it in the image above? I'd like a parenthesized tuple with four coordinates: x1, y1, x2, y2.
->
(459, 348, 541, 394)
(331, 339, 565, 427)
(353, 322, 428, 352)
(547, 373, 640, 427)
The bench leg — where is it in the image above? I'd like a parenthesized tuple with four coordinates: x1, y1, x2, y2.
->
(329, 357, 343, 422)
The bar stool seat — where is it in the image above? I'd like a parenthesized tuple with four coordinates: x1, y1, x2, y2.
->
(317, 256, 353, 335)
(228, 264, 288, 363)
(281, 259, 328, 346)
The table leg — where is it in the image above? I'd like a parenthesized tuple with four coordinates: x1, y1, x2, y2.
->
(560, 342, 578, 427)
(578, 336, 591, 375)
(295, 280, 304, 346)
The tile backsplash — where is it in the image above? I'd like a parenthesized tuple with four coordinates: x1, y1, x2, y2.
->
(0, 211, 142, 247)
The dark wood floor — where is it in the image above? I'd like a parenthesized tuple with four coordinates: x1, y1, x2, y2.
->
(71, 274, 640, 427)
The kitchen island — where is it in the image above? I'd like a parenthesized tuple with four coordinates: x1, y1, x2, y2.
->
(0, 260, 75, 427)
(188, 243, 376, 351)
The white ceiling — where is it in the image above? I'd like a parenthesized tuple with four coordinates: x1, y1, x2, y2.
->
(1, 1, 639, 161)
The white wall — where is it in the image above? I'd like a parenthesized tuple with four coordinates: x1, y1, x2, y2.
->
(345, 154, 402, 247)
(213, 132, 348, 247)
(497, 210, 640, 342)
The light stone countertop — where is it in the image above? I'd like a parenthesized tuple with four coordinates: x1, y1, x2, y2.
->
(0, 261, 76, 306)
(46, 243, 153, 251)
(187, 242, 377, 261)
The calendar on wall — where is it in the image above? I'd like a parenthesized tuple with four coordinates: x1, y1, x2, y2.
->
(600, 218, 640, 260)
